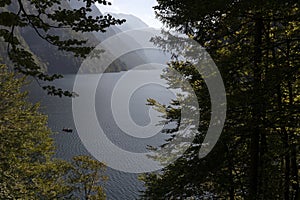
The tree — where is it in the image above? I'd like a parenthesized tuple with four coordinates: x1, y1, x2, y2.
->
(0, 65, 109, 199)
(66, 155, 108, 200)
(0, 64, 72, 199)
(0, 0, 125, 96)
(141, 0, 299, 199)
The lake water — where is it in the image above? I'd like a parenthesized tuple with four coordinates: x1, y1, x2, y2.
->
(28, 71, 175, 199)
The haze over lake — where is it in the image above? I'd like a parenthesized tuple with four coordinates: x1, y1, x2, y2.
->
(28, 71, 175, 199)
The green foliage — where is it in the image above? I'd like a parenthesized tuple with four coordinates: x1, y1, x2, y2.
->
(0, 65, 109, 199)
(0, 64, 71, 199)
(66, 155, 108, 200)
(0, 0, 125, 97)
(141, 1, 300, 199)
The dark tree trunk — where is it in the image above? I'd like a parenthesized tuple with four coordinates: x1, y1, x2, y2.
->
(288, 79, 299, 200)
(283, 128, 290, 200)
(249, 15, 263, 200)
(291, 144, 299, 200)
(227, 146, 235, 200)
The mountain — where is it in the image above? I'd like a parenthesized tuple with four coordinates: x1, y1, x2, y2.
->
(68, 1, 122, 42)
(75, 7, 155, 72)
(97, 12, 172, 69)
(0, 1, 169, 75)
(105, 13, 148, 31)
(0, 0, 126, 74)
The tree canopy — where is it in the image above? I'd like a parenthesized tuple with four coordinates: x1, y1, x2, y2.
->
(0, 64, 108, 199)
(141, 1, 300, 199)
(0, 64, 69, 198)
(0, 0, 125, 96)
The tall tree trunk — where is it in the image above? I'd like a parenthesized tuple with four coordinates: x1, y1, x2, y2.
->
(283, 128, 290, 200)
(227, 146, 235, 200)
(291, 144, 299, 200)
(283, 41, 292, 200)
(249, 15, 263, 200)
(287, 79, 299, 200)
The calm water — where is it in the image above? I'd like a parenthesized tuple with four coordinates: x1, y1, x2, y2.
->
(28, 72, 174, 199)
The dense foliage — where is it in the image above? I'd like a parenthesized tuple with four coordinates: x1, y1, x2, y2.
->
(0, 65, 108, 199)
(67, 155, 108, 200)
(141, 1, 300, 199)
(0, 64, 68, 198)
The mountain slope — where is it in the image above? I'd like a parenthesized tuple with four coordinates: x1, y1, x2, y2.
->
(105, 13, 148, 31)
(0, 0, 126, 74)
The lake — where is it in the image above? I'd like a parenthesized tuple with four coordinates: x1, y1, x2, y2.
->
(28, 71, 175, 199)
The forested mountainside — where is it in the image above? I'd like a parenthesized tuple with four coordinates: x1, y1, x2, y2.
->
(0, 0, 126, 74)
(106, 13, 148, 32)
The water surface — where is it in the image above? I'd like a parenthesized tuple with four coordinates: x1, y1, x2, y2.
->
(28, 72, 174, 199)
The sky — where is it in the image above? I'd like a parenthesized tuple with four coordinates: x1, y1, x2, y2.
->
(96, 0, 163, 28)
